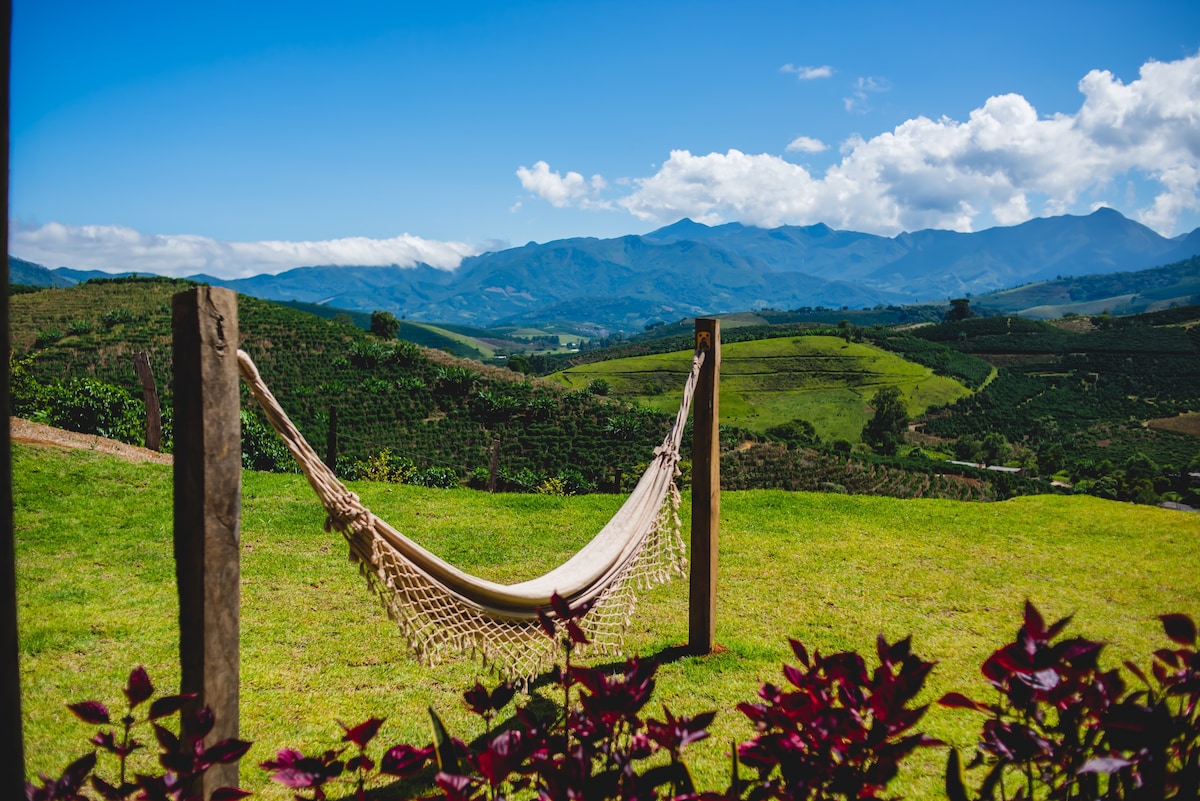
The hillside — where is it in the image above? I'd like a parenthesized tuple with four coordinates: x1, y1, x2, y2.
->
(12, 278, 1066, 502)
(8, 278, 673, 493)
(549, 335, 972, 444)
(913, 310, 1200, 481)
(972, 255, 1200, 318)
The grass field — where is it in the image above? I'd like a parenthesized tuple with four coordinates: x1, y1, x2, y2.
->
(548, 335, 972, 442)
(15, 443, 1200, 798)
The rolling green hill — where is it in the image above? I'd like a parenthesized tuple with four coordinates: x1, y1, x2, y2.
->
(972, 255, 1200, 318)
(548, 335, 972, 444)
(8, 277, 672, 491)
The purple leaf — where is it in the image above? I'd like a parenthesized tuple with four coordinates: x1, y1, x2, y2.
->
(435, 770, 479, 801)
(59, 751, 98, 792)
(380, 743, 432, 777)
(1023, 600, 1046, 639)
(1160, 613, 1197, 646)
(463, 682, 491, 715)
(210, 789, 254, 801)
(340, 717, 384, 749)
(788, 638, 810, 668)
(68, 701, 111, 725)
(125, 666, 153, 708)
(565, 619, 589, 646)
(938, 692, 987, 712)
(346, 754, 375, 773)
(152, 723, 179, 755)
(148, 694, 193, 721)
(201, 738, 253, 766)
(90, 774, 134, 800)
(1079, 756, 1135, 774)
(550, 591, 572, 620)
(489, 683, 516, 712)
(536, 608, 556, 638)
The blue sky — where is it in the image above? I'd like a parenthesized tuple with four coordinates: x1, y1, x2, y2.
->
(10, 0, 1200, 278)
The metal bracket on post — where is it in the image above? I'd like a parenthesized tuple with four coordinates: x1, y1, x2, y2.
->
(173, 287, 242, 796)
(689, 318, 720, 654)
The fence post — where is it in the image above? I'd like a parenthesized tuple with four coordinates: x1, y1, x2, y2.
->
(134, 351, 162, 451)
(1, 2, 24, 792)
(172, 287, 241, 796)
(689, 318, 720, 654)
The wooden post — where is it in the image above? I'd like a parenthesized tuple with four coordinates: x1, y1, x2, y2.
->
(689, 318, 720, 654)
(487, 439, 500, 493)
(172, 287, 241, 796)
(1, 2, 25, 793)
(325, 405, 338, 470)
(134, 351, 163, 451)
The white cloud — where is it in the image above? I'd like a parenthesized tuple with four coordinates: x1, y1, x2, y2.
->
(8, 221, 479, 279)
(520, 52, 1200, 237)
(844, 75, 891, 113)
(786, 135, 828, 153)
(781, 64, 834, 80)
(515, 160, 611, 209)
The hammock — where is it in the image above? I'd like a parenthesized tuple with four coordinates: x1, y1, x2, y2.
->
(237, 347, 706, 677)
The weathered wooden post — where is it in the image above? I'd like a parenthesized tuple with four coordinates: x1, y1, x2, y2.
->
(134, 351, 163, 451)
(173, 287, 241, 796)
(689, 318, 720, 654)
(487, 439, 500, 493)
(2, 3, 25, 793)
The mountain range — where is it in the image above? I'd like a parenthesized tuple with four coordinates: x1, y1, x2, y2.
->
(14, 208, 1200, 333)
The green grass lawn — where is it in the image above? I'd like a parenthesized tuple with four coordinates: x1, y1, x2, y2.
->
(15, 443, 1200, 798)
(548, 335, 971, 442)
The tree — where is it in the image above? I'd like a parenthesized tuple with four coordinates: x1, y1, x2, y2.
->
(765, 419, 820, 449)
(861, 386, 908, 456)
(370, 310, 401, 339)
(506, 354, 532, 374)
(945, 298, 974, 322)
(980, 432, 1010, 465)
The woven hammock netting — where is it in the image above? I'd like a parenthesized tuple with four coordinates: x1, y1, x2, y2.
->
(237, 346, 707, 678)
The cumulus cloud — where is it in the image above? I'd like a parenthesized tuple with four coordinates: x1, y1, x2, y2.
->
(8, 221, 479, 280)
(519, 52, 1200, 237)
(781, 64, 834, 80)
(516, 161, 611, 209)
(786, 135, 828, 153)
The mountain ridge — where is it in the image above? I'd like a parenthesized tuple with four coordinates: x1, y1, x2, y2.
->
(14, 208, 1200, 332)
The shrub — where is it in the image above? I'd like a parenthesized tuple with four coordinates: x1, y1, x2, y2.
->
(35, 602, 1200, 800)
(34, 328, 64, 348)
(357, 448, 416, 484)
(943, 603, 1200, 800)
(102, 309, 135, 328)
(27, 666, 250, 801)
(241, 410, 297, 473)
(410, 466, 459, 489)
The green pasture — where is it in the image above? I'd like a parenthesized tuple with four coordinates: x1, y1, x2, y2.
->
(402, 321, 499, 359)
(15, 443, 1200, 798)
(549, 335, 972, 442)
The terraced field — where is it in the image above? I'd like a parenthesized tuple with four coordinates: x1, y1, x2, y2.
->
(548, 335, 972, 443)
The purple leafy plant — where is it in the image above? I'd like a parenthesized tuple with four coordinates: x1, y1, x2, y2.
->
(26, 666, 252, 801)
(942, 603, 1200, 800)
(734, 634, 941, 800)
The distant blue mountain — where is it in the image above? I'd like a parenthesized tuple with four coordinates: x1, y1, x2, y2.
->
(12, 208, 1200, 332)
(9, 256, 77, 288)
